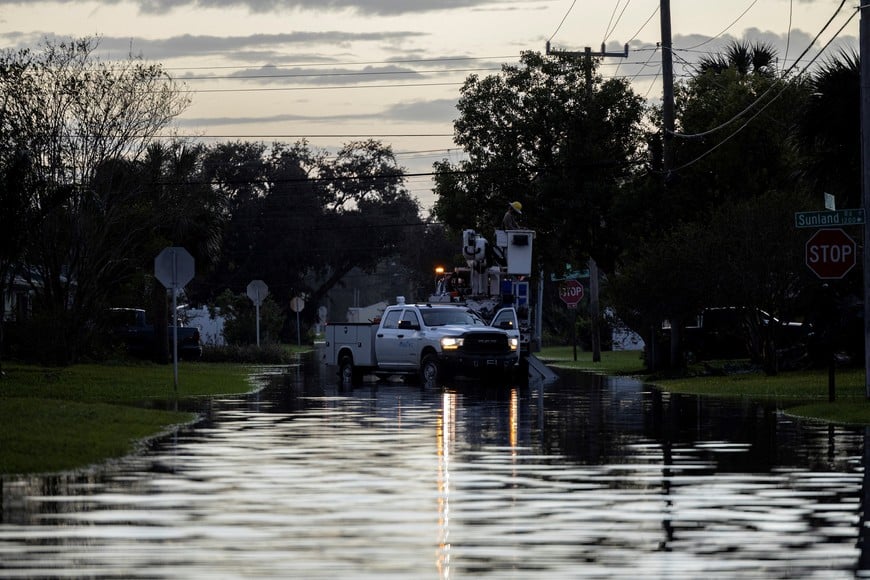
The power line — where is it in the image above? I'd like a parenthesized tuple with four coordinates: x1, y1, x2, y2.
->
(181, 66, 503, 81)
(670, 0, 849, 141)
(187, 81, 463, 94)
(603, 0, 632, 45)
(548, 0, 579, 43)
(681, 0, 761, 51)
(163, 55, 518, 72)
(627, 5, 660, 44)
(668, 4, 857, 173)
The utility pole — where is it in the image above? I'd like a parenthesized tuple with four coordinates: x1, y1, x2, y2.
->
(546, 41, 629, 363)
(659, 0, 681, 369)
(861, 3, 870, 398)
(660, 0, 675, 172)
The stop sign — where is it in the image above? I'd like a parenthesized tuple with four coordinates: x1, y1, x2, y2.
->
(806, 228, 856, 279)
(246, 279, 268, 306)
(154, 246, 195, 290)
(559, 279, 584, 308)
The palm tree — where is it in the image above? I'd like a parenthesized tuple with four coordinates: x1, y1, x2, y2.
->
(795, 49, 860, 208)
(696, 40, 779, 77)
(138, 141, 227, 362)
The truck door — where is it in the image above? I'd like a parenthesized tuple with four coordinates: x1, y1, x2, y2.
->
(375, 309, 404, 367)
(397, 309, 423, 367)
(376, 308, 421, 370)
(491, 307, 521, 360)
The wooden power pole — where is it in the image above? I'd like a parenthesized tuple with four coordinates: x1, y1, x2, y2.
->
(546, 41, 629, 363)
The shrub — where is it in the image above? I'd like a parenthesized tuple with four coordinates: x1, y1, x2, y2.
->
(199, 343, 295, 364)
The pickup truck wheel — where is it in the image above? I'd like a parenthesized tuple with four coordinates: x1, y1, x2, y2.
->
(420, 354, 441, 389)
(338, 355, 357, 388)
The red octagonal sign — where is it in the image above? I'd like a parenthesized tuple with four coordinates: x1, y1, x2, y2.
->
(559, 279, 584, 308)
(806, 228, 856, 279)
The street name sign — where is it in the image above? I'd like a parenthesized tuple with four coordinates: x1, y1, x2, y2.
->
(794, 209, 865, 228)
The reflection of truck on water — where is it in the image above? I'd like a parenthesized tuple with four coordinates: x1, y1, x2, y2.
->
(323, 297, 520, 387)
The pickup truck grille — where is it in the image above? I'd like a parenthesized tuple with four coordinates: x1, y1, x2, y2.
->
(461, 332, 510, 354)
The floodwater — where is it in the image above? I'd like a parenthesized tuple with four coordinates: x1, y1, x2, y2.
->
(1, 354, 868, 579)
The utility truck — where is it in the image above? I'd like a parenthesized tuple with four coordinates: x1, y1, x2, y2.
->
(323, 297, 520, 387)
(431, 227, 537, 353)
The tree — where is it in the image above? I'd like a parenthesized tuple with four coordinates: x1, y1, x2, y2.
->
(0, 36, 190, 363)
(611, 41, 812, 369)
(199, 139, 422, 341)
(433, 50, 646, 275)
(795, 50, 860, 209)
(136, 140, 227, 363)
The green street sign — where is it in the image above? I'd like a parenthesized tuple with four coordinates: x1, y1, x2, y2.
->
(794, 209, 865, 228)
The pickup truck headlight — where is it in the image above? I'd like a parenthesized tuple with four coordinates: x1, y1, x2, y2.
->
(509, 337, 519, 351)
(441, 337, 464, 350)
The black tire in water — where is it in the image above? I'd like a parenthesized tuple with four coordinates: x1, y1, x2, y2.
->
(420, 353, 441, 389)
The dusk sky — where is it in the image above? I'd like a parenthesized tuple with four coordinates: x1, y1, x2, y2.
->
(1, 0, 860, 210)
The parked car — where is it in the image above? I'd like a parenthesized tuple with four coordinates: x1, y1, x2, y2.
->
(665, 307, 811, 362)
(109, 308, 202, 361)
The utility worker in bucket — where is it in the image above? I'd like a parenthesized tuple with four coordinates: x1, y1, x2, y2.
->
(502, 200, 522, 230)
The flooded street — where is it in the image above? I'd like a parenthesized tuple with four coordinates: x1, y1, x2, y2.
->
(1, 354, 868, 578)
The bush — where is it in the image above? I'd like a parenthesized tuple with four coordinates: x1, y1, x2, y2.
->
(199, 343, 295, 364)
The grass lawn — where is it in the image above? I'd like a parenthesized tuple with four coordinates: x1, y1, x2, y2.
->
(538, 346, 870, 426)
(537, 346, 648, 375)
(0, 361, 258, 475)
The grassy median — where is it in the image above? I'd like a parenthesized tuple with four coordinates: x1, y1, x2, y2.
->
(0, 362, 256, 475)
(538, 346, 870, 425)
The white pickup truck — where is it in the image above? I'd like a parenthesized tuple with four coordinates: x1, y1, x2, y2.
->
(323, 299, 520, 387)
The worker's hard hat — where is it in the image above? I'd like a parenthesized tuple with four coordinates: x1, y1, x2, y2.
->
(510, 201, 523, 214)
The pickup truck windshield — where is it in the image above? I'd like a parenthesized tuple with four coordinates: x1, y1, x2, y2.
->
(420, 309, 485, 327)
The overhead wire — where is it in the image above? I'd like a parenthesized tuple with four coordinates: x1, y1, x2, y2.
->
(668, 4, 857, 173)
(603, 0, 632, 44)
(627, 5, 660, 44)
(783, 0, 794, 77)
(670, 0, 848, 141)
(548, 0, 579, 43)
(163, 55, 518, 72)
(681, 0, 761, 51)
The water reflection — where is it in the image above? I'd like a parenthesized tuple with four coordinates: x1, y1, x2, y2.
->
(0, 357, 866, 578)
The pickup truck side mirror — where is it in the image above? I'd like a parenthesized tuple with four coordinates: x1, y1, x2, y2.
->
(498, 320, 514, 330)
(398, 320, 420, 331)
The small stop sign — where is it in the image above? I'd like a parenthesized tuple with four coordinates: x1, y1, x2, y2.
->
(806, 228, 856, 279)
(559, 279, 584, 308)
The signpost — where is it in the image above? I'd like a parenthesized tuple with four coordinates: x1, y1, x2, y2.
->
(802, 228, 857, 402)
(805, 228, 857, 280)
(290, 296, 305, 347)
(246, 280, 268, 347)
(559, 280, 585, 361)
(154, 247, 195, 391)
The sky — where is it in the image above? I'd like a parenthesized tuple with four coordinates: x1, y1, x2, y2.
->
(0, 0, 861, 212)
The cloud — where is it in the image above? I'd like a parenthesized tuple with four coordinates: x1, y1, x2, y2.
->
(0, 29, 427, 62)
(176, 97, 458, 128)
(0, 0, 532, 16)
(384, 99, 458, 123)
